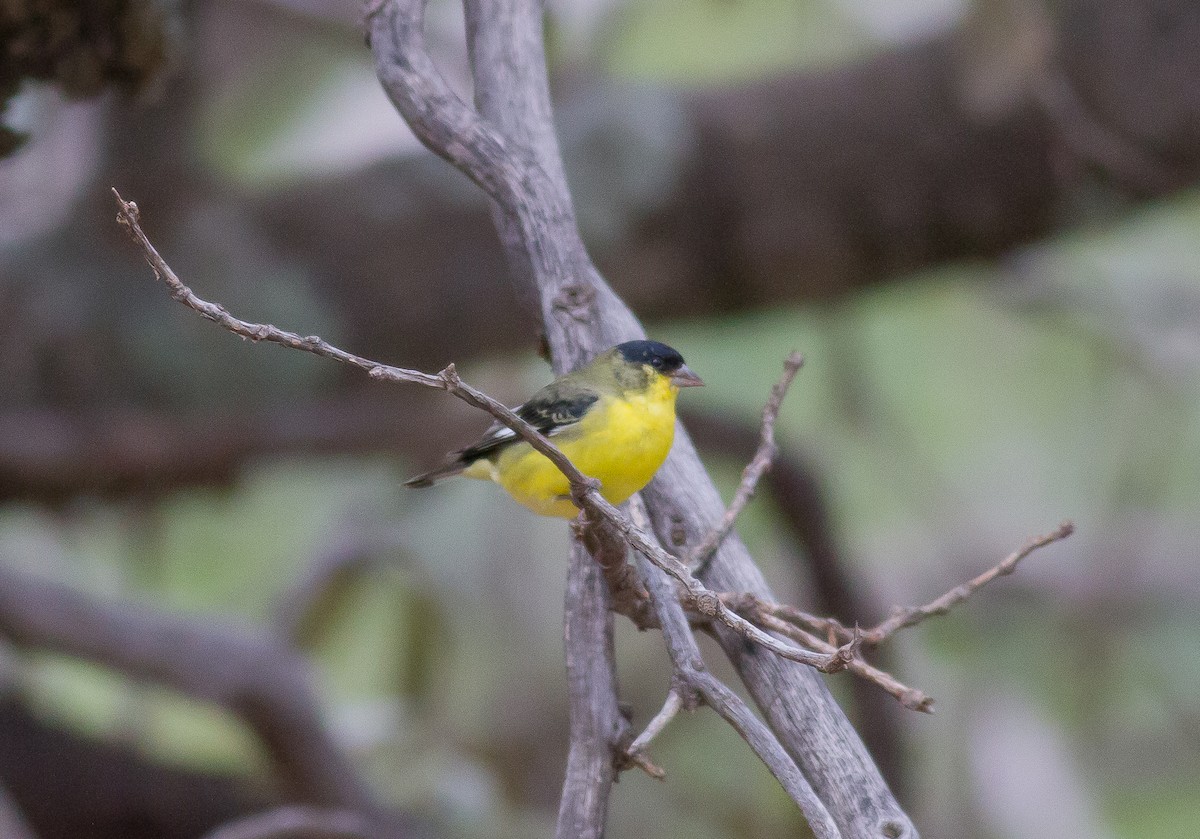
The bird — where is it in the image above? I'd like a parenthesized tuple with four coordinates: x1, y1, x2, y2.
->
(405, 340, 704, 518)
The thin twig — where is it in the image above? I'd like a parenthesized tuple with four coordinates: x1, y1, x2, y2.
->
(112, 190, 443, 389)
(751, 610, 933, 713)
(690, 352, 804, 573)
(865, 521, 1075, 644)
(621, 689, 683, 779)
(731, 522, 1075, 651)
(112, 189, 852, 674)
(628, 689, 684, 756)
(719, 522, 1076, 711)
(629, 501, 843, 839)
(726, 597, 850, 644)
(609, 490, 855, 671)
(683, 409, 910, 790)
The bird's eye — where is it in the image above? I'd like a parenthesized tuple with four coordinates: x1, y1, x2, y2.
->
(650, 358, 664, 369)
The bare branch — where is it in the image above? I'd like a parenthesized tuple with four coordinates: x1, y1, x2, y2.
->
(364, 0, 516, 206)
(572, 513, 654, 629)
(690, 351, 804, 571)
(112, 190, 443, 391)
(200, 806, 379, 839)
(112, 188, 849, 674)
(0, 565, 374, 811)
(749, 608, 934, 714)
(740, 521, 1076, 651)
(556, 540, 625, 839)
(622, 689, 683, 779)
(864, 521, 1075, 643)
(682, 409, 911, 794)
(593, 491, 854, 672)
(628, 500, 843, 839)
(721, 523, 1075, 711)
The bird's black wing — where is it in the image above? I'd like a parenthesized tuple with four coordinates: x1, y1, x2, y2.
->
(458, 384, 599, 463)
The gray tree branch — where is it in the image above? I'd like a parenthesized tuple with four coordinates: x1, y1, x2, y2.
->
(368, 0, 916, 836)
(555, 540, 624, 839)
(628, 498, 843, 839)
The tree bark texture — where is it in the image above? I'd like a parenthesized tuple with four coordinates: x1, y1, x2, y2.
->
(371, 0, 916, 835)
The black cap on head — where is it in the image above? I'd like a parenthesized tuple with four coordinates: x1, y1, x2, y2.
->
(615, 340, 686, 373)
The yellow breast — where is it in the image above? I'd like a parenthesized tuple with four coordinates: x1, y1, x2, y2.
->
(468, 376, 679, 518)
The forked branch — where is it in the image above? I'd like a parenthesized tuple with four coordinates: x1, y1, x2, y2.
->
(112, 189, 852, 673)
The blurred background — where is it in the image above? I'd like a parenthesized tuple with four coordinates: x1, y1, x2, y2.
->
(2, 0, 1200, 837)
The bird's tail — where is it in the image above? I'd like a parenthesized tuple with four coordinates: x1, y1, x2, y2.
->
(403, 461, 466, 488)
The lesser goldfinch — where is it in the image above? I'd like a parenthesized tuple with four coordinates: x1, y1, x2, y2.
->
(405, 340, 703, 517)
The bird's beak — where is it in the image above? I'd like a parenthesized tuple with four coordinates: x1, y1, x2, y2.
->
(670, 365, 704, 388)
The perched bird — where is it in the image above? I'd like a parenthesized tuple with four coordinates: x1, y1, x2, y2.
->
(405, 340, 703, 518)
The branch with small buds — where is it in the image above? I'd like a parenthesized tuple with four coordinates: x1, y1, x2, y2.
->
(115, 187, 1076, 721)
(718, 522, 1076, 712)
(113, 189, 852, 675)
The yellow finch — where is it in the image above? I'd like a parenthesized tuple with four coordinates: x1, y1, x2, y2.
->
(405, 340, 703, 517)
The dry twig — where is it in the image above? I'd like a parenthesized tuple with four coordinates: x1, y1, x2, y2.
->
(722, 522, 1076, 711)
(689, 352, 804, 573)
(112, 188, 852, 675)
(864, 521, 1075, 644)
(624, 689, 683, 776)
(572, 512, 653, 628)
(739, 521, 1075, 648)
(627, 499, 843, 839)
